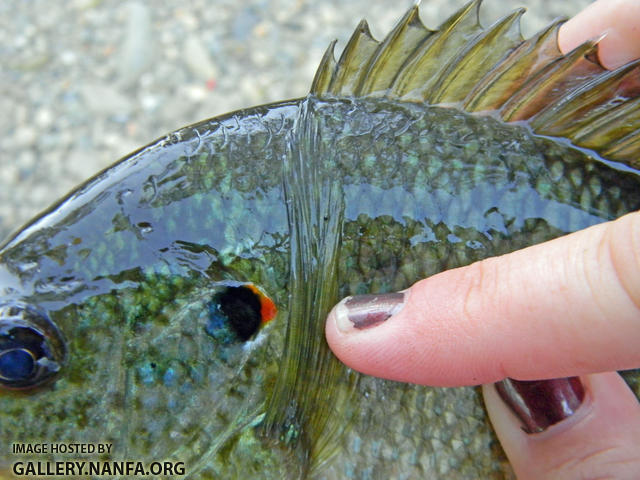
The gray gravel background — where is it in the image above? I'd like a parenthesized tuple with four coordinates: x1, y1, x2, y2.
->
(1, 0, 591, 240)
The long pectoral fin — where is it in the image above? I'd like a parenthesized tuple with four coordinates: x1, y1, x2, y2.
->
(261, 99, 357, 475)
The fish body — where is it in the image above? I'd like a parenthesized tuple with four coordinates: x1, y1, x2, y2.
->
(0, 2, 639, 479)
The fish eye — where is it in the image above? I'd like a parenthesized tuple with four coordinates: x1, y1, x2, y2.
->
(0, 348, 37, 381)
(205, 284, 277, 343)
(0, 302, 66, 389)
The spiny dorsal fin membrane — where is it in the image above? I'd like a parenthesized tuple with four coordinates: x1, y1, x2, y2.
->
(310, 0, 640, 167)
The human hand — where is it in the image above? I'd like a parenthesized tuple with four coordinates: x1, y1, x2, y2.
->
(325, 1, 640, 478)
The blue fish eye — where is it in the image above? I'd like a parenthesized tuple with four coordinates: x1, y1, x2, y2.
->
(0, 348, 35, 381)
(0, 302, 66, 390)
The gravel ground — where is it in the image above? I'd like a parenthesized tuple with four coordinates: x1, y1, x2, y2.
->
(1, 0, 591, 240)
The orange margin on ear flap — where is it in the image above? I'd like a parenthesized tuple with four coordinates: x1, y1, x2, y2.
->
(246, 284, 277, 324)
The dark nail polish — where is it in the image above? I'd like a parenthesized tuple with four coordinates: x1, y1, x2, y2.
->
(495, 377, 585, 434)
(336, 292, 405, 331)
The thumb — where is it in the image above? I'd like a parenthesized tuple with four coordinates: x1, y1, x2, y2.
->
(325, 212, 640, 386)
(483, 372, 640, 479)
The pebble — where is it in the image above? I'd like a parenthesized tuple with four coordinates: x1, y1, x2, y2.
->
(13, 127, 37, 148)
(117, 2, 154, 87)
(81, 84, 133, 115)
(34, 108, 53, 128)
(183, 34, 218, 81)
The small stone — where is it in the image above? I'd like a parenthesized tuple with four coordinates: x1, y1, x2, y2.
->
(116, 2, 154, 87)
(183, 34, 217, 81)
(81, 84, 132, 115)
(13, 126, 37, 147)
(60, 50, 77, 65)
(176, 10, 198, 31)
(182, 84, 207, 102)
(140, 93, 160, 112)
(34, 108, 53, 128)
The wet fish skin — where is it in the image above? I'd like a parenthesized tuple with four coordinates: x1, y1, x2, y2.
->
(1, 94, 639, 478)
(0, 101, 298, 476)
(266, 97, 640, 478)
(1, 1, 640, 478)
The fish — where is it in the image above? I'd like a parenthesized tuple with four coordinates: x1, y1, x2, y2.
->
(1, 1, 639, 478)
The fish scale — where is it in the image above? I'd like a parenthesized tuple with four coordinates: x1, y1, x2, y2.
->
(0, 2, 639, 479)
(1, 95, 638, 478)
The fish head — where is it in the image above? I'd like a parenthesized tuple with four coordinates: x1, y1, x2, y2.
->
(0, 108, 294, 475)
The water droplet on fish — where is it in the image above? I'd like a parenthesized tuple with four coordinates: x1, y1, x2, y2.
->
(17, 262, 38, 274)
(137, 222, 153, 234)
(116, 188, 134, 205)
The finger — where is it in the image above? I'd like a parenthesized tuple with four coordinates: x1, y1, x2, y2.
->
(325, 212, 640, 386)
(558, 0, 640, 69)
(483, 373, 640, 479)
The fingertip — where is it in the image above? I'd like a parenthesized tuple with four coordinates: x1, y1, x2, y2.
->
(324, 297, 384, 376)
(324, 293, 412, 381)
(324, 301, 347, 358)
(324, 283, 499, 386)
(558, 0, 640, 69)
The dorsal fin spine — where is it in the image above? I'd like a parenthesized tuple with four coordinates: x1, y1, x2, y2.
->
(462, 19, 564, 112)
(328, 19, 378, 96)
(355, 6, 432, 96)
(530, 59, 640, 134)
(428, 8, 525, 105)
(310, 2, 640, 167)
(602, 124, 640, 160)
(391, 0, 482, 100)
(310, 40, 338, 95)
(573, 96, 640, 149)
(498, 40, 599, 121)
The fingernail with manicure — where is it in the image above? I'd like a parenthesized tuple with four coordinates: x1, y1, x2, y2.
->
(495, 377, 586, 434)
(334, 292, 406, 333)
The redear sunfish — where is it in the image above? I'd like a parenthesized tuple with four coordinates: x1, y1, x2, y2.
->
(0, 1, 639, 478)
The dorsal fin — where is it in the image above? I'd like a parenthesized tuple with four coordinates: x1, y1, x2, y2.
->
(327, 19, 379, 96)
(311, 0, 640, 168)
(355, 6, 433, 96)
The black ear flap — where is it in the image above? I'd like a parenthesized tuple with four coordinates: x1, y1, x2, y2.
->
(216, 286, 263, 341)
(206, 284, 275, 343)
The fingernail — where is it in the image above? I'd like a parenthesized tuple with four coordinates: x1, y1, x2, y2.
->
(334, 292, 406, 333)
(495, 377, 585, 434)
